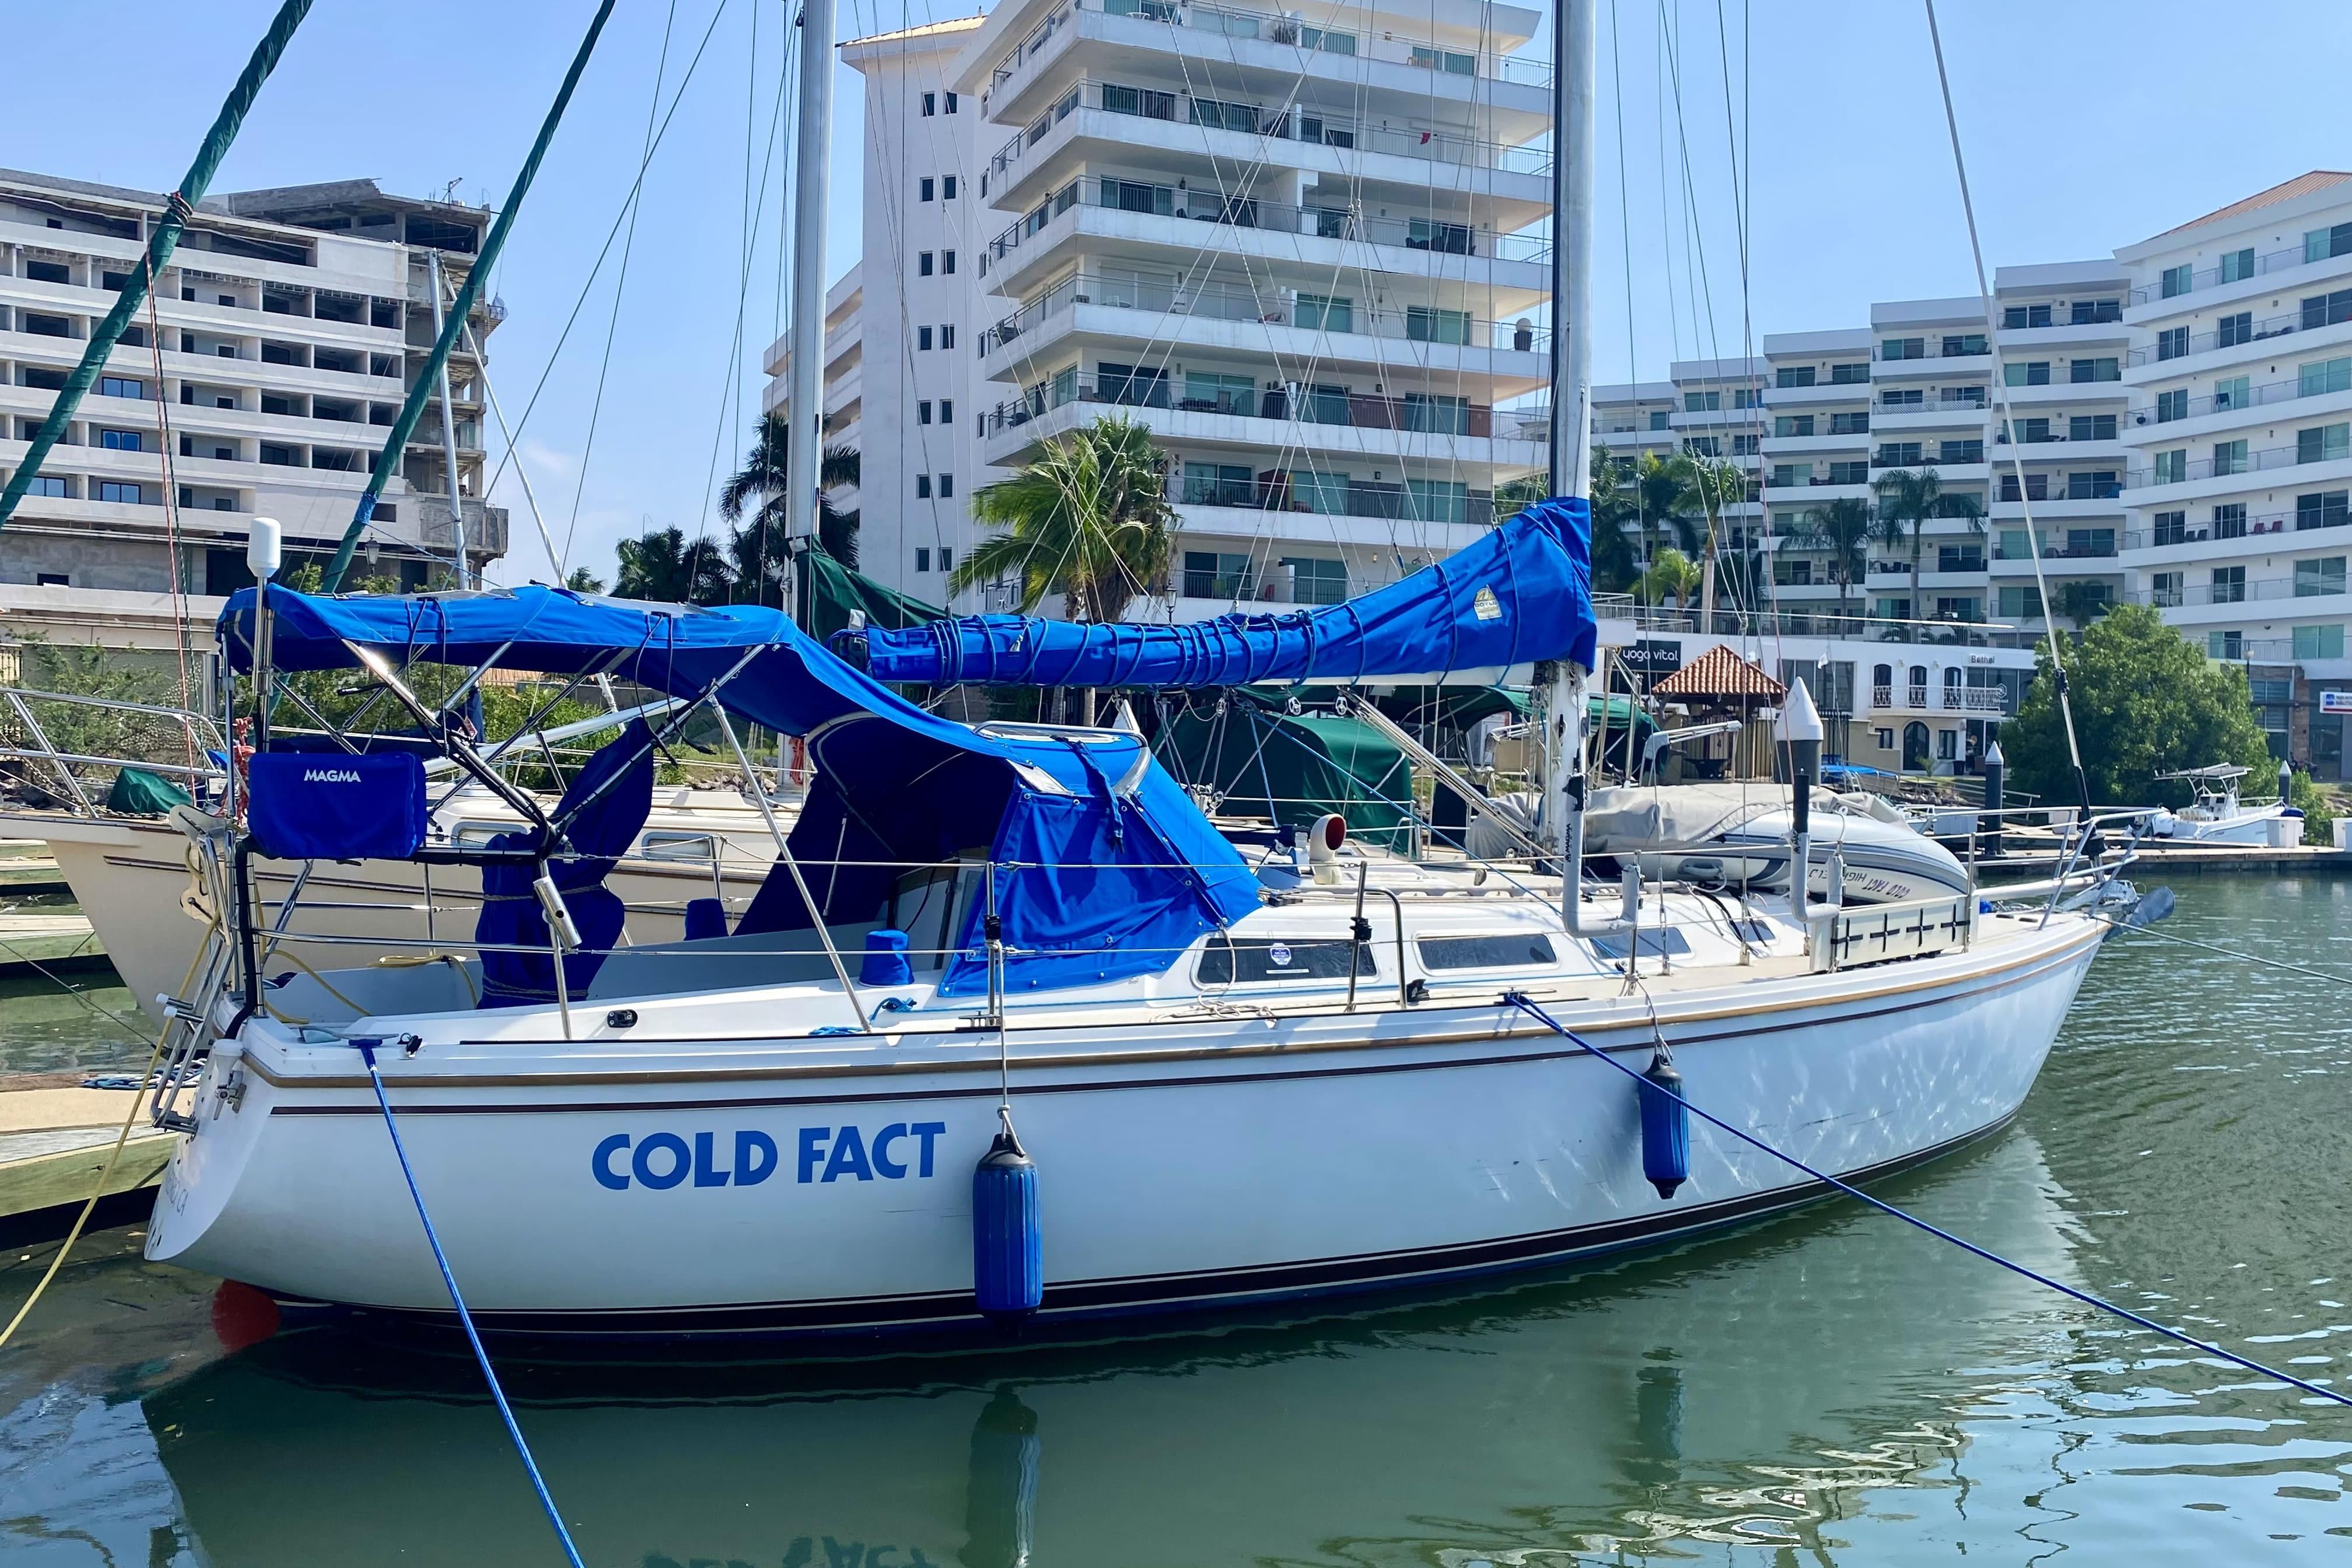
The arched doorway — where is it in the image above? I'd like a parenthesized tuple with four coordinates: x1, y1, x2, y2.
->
(1903, 721, 1931, 772)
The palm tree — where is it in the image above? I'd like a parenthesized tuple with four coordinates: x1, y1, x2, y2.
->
(718, 411, 863, 601)
(614, 525, 732, 605)
(1870, 467, 1942, 641)
(950, 415, 1175, 625)
(1794, 496, 1873, 630)
(1628, 450, 1699, 566)
(564, 565, 605, 594)
(1637, 546, 1704, 610)
(1584, 450, 1640, 594)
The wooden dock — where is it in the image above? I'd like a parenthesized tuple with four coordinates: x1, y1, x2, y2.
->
(1975, 842, 2352, 881)
(0, 1080, 167, 1242)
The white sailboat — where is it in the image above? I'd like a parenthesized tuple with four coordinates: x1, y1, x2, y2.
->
(132, 0, 2140, 1340)
(2146, 764, 2300, 847)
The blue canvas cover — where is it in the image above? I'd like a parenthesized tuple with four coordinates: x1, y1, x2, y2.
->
(844, 496, 1596, 688)
(216, 589, 1260, 997)
(475, 720, 656, 1007)
(246, 752, 427, 862)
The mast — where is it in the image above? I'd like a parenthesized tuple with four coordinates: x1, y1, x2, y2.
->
(783, 0, 839, 621)
(1546, 0, 1595, 501)
(428, 251, 470, 587)
(0, 0, 315, 533)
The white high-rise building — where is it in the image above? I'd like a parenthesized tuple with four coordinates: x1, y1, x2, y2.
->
(775, 1, 1557, 620)
(0, 170, 507, 646)
(2116, 170, 2352, 765)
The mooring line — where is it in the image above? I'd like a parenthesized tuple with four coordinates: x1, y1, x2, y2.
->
(2089, 911, 2352, 988)
(358, 1040, 588, 1566)
(1500, 993, 2352, 1410)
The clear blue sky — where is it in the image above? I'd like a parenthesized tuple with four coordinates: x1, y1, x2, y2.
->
(12, 2, 2351, 586)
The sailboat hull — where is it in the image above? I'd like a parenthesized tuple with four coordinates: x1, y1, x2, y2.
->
(144, 917, 2102, 1338)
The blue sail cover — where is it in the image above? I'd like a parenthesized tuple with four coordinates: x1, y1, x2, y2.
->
(848, 496, 1595, 687)
(216, 587, 1262, 996)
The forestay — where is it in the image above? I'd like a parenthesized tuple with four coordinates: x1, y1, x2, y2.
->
(215, 587, 1262, 996)
(841, 496, 1597, 688)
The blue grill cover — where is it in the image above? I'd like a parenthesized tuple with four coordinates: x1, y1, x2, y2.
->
(247, 752, 427, 862)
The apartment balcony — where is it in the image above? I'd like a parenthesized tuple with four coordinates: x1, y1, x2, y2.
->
(979, 177, 1545, 295)
(1762, 475, 1870, 500)
(1762, 378, 1873, 407)
(1994, 376, 2128, 408)
(986, 79, 1549, 215)
(1864, 684, 2011, 716)
(1870, 344, 1992, 379)
(983, 0, 1552, 126)
(1177, 494, 1493, 551)
(977, 272, 1546, 388)
(2124, 440, 2352, 491)
(2127, 237, 2340, 307)
(1870, 401, 1987, 432)
(979, 377, 1542, 469)
(2124, 305, 2339, 372)
(2120, 509, 2352, 564)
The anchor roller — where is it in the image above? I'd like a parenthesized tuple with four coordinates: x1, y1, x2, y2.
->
(1638, 1049, 1690, 1199)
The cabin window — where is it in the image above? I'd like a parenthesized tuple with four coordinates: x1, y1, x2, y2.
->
(1419, 934, 1558, 970)
(638, 832, 718, 862)
(1586, 929, 1692, 961)
(1196, 936, 1376, 984)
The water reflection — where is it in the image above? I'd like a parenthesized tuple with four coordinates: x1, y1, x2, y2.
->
(7, 879, 2352, 1563)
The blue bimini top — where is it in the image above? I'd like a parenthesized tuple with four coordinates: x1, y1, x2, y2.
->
(217, 586, 1262, 997)
(841, 496, 1596, 688)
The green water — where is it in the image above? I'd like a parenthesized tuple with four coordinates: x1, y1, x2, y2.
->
(4, 877, 2350, 1565)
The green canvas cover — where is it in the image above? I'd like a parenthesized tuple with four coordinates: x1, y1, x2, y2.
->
(106, 766, 192, 817)
(799, 545, 946, 645)
(1161, 696, 1413, 850)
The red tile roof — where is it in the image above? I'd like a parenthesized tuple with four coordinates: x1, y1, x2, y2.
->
(1648, 643, 1786, 700)
(2151, 172, 2352, 240)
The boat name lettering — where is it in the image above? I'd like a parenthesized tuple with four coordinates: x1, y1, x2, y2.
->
(300, 767, 364, 783)
(590, 1123, 949, 1190)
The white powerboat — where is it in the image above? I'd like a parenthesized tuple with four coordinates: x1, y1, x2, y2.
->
(1573, 783, 1975, 906)
(2146, 765, 2299, 846)
(139, 505, 2132, 1339)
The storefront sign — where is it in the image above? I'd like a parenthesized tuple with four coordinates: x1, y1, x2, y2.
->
(2320, 691, 2352, 715)
(1618, 639, 1685, 678)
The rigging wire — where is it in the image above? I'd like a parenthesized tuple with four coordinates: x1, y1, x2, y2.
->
(560, 0, 685, 582)
(1502, 993, 2352, 1412)
(1920, 0, 2094, 817)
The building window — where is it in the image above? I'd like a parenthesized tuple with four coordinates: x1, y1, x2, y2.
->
(1775, 414, 1814, 438)
(1777, 366, 1815, 388)
(1183, 550, 1256, 599)
(2003, 303, 2053, 330)
(2213, 438, 2249, 477)
(1874, 728, 1895, 750)
(918, 326, 933, 351)
(2297, 558, 2347, 598)
(2217, 312, 2254, 349)
(2161, 263, 2194, 298)
(2154, 449, 2186, 485)
(916, 474, 932, 499)
(2070, 358, 2120, 384)
(2298, 424, 2350, 465)
(24, 476, 67, 498)
(2296, 623, 2346, 659)
(916, 547, 932, 571)
(943, 176, 958, 200)
(918, 400, 933, 425)
(1881, 337, 1924, 361)
(2212, 565, 2247, 604)
(2308, 224, 2352, 264)
(945, 92, 958, 113)
(2154, 388, 2188, 423)
(943, 250, 956, 275)
(922, 92, 936, 116)
(2152, 571, 2184, 607)
(919, 177, 935, 201)
(2157, 326, 2189, 362)
(1831, 362, 1869, 384)
(940, 324, 956, 350)
(97, 376, 144, 400)
(2005, 362, 2050, 386)
(96, 481, 145, 504)
(1647, 410, 1670, 429)
(939, 398, 953, 422)
(2298, 491, 2350, 531)
(2069, 414, 2118, 442)
(2208, 629, 2244, 659)
(34, 572, 68, 587)
(919, 251, 933, 276)
(1281, 556, 1348, 605)
(2302, 289, 2352, 330)
(938, 473, 954, 498)
(2214, 503, 2249, 538)
(98, 429, 144, 452)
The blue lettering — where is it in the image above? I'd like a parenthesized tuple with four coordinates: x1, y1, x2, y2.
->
(867, 1550, 899, 1568)
(823, 1539, 863, 1568)
(692, 1130, 730, 1187)
(592, 1133, 631, 1190)
(734, 1129, 777, 1186)
(872, 1123, 909, 1179)
(798, 1126, 830, 1183)
(632, 1132, 691, 1190)
(912, 1121, 947, 1178)
(822, 1125, 873, 1182)
(780, 1541, 813, 1568)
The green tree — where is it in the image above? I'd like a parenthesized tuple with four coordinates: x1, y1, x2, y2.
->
(614, 525, 732, 605)
(1637, 546, 1703, 608)
(1794, 496, 1873, 629)
(718, 411, 863, 589)
(1678, 454, 1748, 622)
(1629, 450, 1699, 564)
(1871, 467, 1985, 638)
(564, 565, 605, 593)
(1583, 450, 1640, 594)
(2055, 580, 2112, 626)
(950, 415, 1175, 624)
(2003, 603, 2270, 809)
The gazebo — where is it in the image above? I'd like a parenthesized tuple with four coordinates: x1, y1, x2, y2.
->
(1648, 646, 1786, 780)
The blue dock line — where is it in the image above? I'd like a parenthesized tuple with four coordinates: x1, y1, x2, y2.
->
(358, 1040, 589, 1566)
(1500, 993, 2352, 1410)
